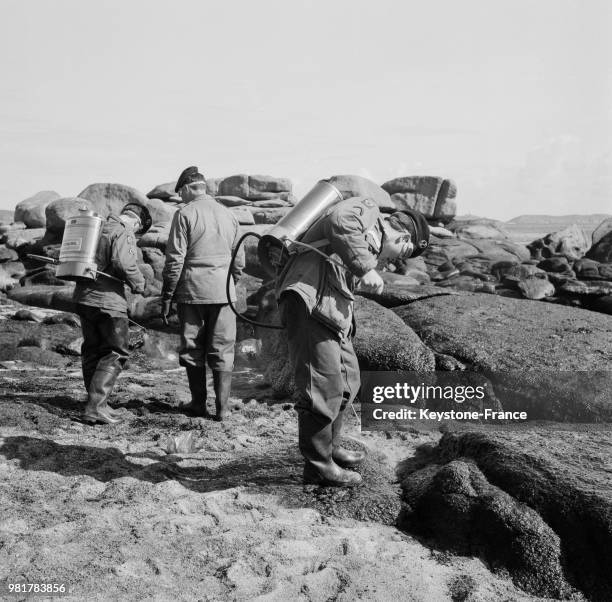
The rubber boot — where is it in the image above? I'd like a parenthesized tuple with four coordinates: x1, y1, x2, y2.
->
(83, 361, 123, 419)
(299, 411, 362, 487)
(182, 365, 208, 417)
(213, 370, 232, 422)
(331, 407, 367, 468)
(82, 366, 123, 425)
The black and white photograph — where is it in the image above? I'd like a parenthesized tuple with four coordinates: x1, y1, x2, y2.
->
(0, 1, 610, 600)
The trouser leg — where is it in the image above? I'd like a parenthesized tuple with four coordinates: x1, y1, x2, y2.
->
(82, 312, 128, 425)
(205, 304, 236, 421)
(331, 337, 366, 467)
(281, 293, 361, 487)
(77, 305, 102, 392)
(177, 304, 206, 368)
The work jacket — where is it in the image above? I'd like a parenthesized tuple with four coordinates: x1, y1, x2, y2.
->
(276, 197, 383, 338)
(73, 214, 145, 313)
(162, 195, 245, 304)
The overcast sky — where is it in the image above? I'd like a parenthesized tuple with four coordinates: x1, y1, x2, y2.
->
(1, 0, 610, 219)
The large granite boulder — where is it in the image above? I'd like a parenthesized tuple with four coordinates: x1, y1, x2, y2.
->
(2, 227, 46, 252)
(585, 230, 612, 264)
(449, 218, 509, 240)
(382, 176, 457, 223)
(528, 224, 591, 261)
(143, 197, 177, 226)
(77, 183, 149, 217)
(327, 175, 395, 212)
(14, 191, 61, 228)
(146, 181, 180, 202)
(45, 197, 93, 233)
(394, 293, 612, 421)
(218, 175, 292, 201)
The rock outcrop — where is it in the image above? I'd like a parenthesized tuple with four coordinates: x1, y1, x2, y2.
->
(382, 176, 457, 224)
(327, 175, 394, 212)
(77, 183, 149, 217)
(14, 191, 61, 228)
(394, 293, 612, 421)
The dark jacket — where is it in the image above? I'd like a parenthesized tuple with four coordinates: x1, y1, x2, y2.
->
(162, 195, 245, 304)
(276, 197, 383, 338)
(73, 214, 145, 313)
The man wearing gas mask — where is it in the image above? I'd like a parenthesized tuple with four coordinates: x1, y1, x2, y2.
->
(161, 166, 245, 421)
(276, 197, 429, 486)
(74, 203, 152, 425)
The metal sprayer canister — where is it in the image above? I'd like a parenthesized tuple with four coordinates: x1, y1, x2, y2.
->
(257, 179, 343, 275)
(56, 209, 104, 281)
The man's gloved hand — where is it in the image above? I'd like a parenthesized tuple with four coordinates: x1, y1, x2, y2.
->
(161, 298, 172, 326)
(357, 269, 384, 295)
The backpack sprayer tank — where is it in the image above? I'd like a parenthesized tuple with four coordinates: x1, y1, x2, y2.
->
(56, 209, 105, 282)
(226, 179, 344, 329)
(256, 179, 343, 276)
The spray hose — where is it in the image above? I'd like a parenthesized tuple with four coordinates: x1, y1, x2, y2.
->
(225, 231, 352, 330)
(226, 232, 284, 330)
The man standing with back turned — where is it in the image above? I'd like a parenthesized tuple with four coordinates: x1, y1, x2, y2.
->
(75, 202, 152, 425)
(276, 192, 430, 486)
(162, 166, 244, 421)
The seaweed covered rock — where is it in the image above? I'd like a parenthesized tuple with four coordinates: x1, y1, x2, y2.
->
(434, 430, 612, 601)
(399, 459, 571, 598)
(352, 296, 435, 371)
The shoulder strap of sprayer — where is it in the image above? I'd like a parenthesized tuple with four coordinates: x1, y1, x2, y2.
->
(287, 225, 382, 270)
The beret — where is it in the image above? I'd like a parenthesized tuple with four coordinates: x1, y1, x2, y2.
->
(121, 202, 152, 234)
(175, 166, 205, 192)
(386, 209, 430, 257)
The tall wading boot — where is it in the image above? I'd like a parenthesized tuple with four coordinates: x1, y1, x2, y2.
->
(331, 407, 367, 468)
(299, 411, 362, 487)
(213, 370, 232, 422)
(82, 360, 123, 419)
(82, 365, 123, 425)
(182, 365, 209, 417)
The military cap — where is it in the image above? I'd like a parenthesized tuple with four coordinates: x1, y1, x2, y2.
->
(122, 202, 152, 234)
(385, 209, 430, 257)
(175, 166, 205, 192)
